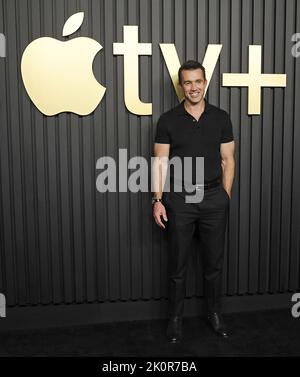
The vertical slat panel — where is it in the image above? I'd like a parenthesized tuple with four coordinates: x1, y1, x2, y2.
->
(30, 0, 52, 304)
(219, 0, 231, 295)
(128, 0, 143, 300)
(227, 0, 241, 295)
(140, 0, 154, 299)
(270, 0, 285, 292)
(290, 0, 300, 290)
(93, 0, 108, 301)
(115, 0, 130, 300)
(260, 0, 274, 293)
(186, 0, 196, 60)
(0, 0, 4, 297)
(44, 0, 63, 304)
(197, 0, 207, 63)
(250, 0, 263, 294)
(80, 0, 97, 302)
(105, 0, 120, 300)
(282, 0, 295, 291)
(185, 0, 197, 298)
(237, 0, 251, 294)
(174, 0, 184, 63)
(63, 0, 83, 304)
(0, 0, 17, 305)
(151, 0, 162, 299)
(162, 0, 173, 112)
(19, 0, 39, 304)
(55, 0, 73, 304)
(207, 0, 219, 105)
(278, 0, 294, 292)
(6, 0, 27, 304)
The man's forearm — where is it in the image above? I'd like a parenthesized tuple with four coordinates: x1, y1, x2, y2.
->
(152, 156, 169, 198)
(222, 158, 235, 196)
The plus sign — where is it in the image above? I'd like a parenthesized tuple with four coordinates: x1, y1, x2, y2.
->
(222, 45, 286, 115)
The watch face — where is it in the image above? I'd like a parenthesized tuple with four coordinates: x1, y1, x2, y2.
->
(152, 198, 161, 204)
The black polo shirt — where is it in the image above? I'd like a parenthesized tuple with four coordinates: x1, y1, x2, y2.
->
(155, 99, 234, 184)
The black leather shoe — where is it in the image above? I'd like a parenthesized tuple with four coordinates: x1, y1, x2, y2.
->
(166, 316, 182, 343)
(207, 312, 229, 338)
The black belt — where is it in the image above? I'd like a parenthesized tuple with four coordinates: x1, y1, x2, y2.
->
(171, 177, 222, 192)
(194, 177, 221, 190)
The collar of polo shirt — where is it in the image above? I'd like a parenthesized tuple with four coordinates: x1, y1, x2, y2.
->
(176, 99, 212, 116)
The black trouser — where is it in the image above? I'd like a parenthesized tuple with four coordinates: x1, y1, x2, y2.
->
(164, 184, 229, 318)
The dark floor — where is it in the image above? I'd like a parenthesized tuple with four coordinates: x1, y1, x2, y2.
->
(0, 308, 299, 357)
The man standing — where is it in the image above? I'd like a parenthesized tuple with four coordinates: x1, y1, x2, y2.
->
(152, 60, 235, 343)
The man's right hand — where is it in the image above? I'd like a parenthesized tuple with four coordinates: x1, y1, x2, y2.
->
(153, 202, 168, 229)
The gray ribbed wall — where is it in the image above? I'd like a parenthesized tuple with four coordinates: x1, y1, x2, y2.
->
(0, 0, 299, 312)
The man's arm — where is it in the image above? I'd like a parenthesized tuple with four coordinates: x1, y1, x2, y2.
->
(220, 141, 235, 198)
(152, 143, 170, 229)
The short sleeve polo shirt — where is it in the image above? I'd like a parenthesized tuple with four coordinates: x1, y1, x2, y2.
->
(155, 99, 234, 183)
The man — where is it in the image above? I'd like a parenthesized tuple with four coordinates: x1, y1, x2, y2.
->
(152, 60, 235, 343)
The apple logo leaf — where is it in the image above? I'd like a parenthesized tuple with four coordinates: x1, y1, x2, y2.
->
(62, 12, 84, 37)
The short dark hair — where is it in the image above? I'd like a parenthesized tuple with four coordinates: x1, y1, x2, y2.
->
(178, 60, 206, 84)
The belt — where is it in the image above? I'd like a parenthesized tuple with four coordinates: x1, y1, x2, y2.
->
(194, 177, 221, 190)
(171, 177, 222, 192)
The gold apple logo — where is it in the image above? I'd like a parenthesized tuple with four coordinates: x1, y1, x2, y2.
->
(21, 12, 106, 116)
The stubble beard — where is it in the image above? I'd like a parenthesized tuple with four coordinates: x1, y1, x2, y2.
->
(185, 91, 205, 106)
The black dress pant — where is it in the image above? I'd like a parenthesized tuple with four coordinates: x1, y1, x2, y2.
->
(164, 184, 229, 318)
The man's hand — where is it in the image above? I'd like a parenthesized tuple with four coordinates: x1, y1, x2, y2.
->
(153, 202, 168, 229)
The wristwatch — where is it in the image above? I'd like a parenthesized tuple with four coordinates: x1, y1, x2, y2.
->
(152, 197, 162, 204)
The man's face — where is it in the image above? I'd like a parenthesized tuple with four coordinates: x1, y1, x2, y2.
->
(180, 68, 207, 105)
